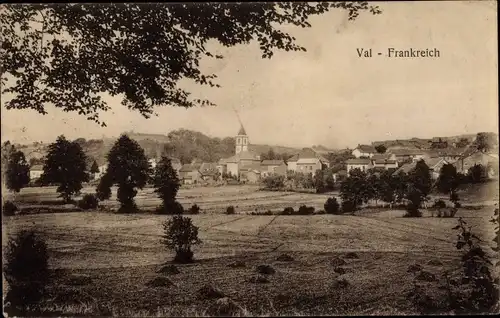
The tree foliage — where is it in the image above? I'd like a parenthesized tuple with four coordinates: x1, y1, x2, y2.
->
(467, 164, 488, 184)
(262, 173, 285, 190)
(152, 156, 181, 213)
(1, 3, 381, 125)
(97, 134, 151, 212)
(375, 144, 386, 154)
(447, 216, 499, 313)
(340, 168, 369, 210)
(474, 132, 498, 153)
(436, 163, 461, 201)
(40, 135, 89, 202)
(3, 230, 50, 313)
(407, 160, 432, 203)
(6, 150, 30, 193)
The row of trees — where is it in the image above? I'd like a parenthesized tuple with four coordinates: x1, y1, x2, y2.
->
(339, 159, 492, 215)
(96, 135, 181, 213)
(262, 169, 338, 193)
(4, 134, 183, 214)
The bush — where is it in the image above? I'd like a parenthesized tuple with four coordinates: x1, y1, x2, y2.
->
(3, 200, 18, 216)
(157, 201, 184, 215)
(433, 199, 446, 209)
(297, 205, 315, 215)
(189, 204, 201, 214)
(77, 193, 99, 210)
(404, 204, 422, 217)
(162, 216, 201, 263)
(226, 206, 235, 215)
(3, 230, 50, 312)
(281, 207, 295, 215)
(324, 197, 340, 214)
(341, 200, 357, 213)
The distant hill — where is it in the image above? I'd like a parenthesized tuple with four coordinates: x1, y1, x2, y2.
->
(9, 130, 496, 168)
(10, 130, 302, 167)
(371, 133, 494, 150)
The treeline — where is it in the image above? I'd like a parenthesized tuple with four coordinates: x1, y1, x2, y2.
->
(4, 134, 186, 215)
(261, 168, 338, 193)
(339, 160, 493, 216)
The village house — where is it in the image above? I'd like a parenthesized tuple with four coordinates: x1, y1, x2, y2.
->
(218, 125, 261, 179)
(286, 154, 299, 172)
(387, 148, 425, 163)
(453, 151, 499, 178)
(394, 157, 449, 180)
(352, 144, 377, 158)
(239, 163, 264, 184)
(29, 164, 44, 181)
(346, 153, 398, 176)
(260, 159, 288, 178)
(178, 162, 202, 185)
(199, 162, 219, 182)
(346, 158, 372, 175)
(294, 148, 329, 176)
(433, 148, 467, 162)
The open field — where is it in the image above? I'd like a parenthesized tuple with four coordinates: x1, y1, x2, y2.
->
(2, 182, 499, 315)
(8, 185, 338, 214)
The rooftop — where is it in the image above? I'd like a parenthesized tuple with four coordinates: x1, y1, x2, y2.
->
(261, 159, 285, 166)
(237, 125, 247, 136)
(355, 144, 377, 153)
(346, 158, 372, 165)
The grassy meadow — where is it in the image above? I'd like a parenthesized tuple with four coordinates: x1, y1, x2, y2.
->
(2, 181, 499, 316)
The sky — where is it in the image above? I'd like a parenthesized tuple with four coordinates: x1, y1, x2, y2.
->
(1, 1, 498, 149)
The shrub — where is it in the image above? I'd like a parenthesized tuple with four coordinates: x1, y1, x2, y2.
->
(324, 197, 340, 214)
(157, 201, 184, 215)
(77, 193, 99, 210)
(161, 216, 201, 263)
(404, 202, 422, 217)
(341, 200, 357, 213)
(226, 206, 235, 215)
(189, 204, 201, 214)
(433, 199, 446, 209)
(3, 230, 50, 312)
(281, 207, 295, 215)
(3, 200, 18, 216)
(297, 205, 314, 215)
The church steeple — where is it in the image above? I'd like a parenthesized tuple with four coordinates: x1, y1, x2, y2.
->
(235, 125, 249, 154)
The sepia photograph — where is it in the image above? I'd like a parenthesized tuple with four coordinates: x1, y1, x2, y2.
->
(1, 1, 499, 316)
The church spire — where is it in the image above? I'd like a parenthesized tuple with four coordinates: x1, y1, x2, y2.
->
(238, 125, 247, 136)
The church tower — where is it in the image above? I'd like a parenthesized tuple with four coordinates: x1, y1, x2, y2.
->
(235, 125, 249, 154)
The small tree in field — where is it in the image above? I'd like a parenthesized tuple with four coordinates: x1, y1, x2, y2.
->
(97, 135, 151, 212)
(6, 150, 30, 193)
(152, 156, 181, 214)
(3, 230, 50, 314)
(162, 216, 201, 263)
(40, 135, 89, 202)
